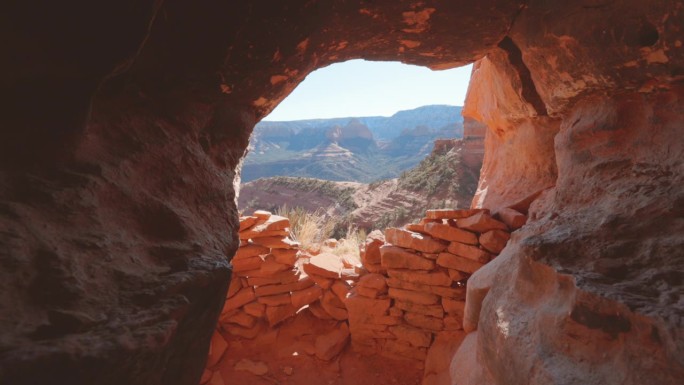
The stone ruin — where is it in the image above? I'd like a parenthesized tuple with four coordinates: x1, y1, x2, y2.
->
(200, 207, 527, 384)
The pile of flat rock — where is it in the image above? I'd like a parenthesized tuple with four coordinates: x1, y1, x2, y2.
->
(202, 207, 527, 383)
(201, 210, 359, 383)
(348, 207, 526, 364)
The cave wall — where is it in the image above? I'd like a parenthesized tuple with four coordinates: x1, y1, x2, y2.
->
(1, 0, 682, 384)
(0, 1, 519, 384)
(458, 1, 684, 384)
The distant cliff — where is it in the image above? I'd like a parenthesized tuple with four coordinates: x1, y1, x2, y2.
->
(242, 105, 463, 183)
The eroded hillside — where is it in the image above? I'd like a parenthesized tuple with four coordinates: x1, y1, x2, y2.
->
(239, 139, 481, 232)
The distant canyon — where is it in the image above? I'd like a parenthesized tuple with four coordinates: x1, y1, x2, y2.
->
(242, 105, 464, 183)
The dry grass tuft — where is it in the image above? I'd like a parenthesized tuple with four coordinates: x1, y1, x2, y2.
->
(275, 206, 367, 264)
(323, 224, 365, 264)
(276, 205, 335, 251)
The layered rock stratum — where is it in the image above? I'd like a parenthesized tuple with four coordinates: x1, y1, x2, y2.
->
(1, 1, 682, 385)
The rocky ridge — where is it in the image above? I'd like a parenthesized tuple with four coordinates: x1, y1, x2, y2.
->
(243, 105, 463, 182)
(239, 137, 482, 232)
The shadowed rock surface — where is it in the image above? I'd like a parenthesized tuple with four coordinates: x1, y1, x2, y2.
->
(1, 1, 682, 384)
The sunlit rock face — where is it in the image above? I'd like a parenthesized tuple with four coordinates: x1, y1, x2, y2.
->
(459, 1, 684, 384)
(465, 50, 560, 212)
(458, 86, 684, 385)
(1, 0, 682, 384)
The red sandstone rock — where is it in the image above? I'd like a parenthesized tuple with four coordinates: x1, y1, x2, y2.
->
(315, 323, 350, 361)
(350, 322, 389, 332)
(426, 209, 488, 220)
(405, 223, 426, 233)
(496, 207, 528, 230)
(387, 269, 451, 287)
(208, 371, 226, 385)
(256, 293, 291, 306)
(224, 287, 256, 311)
(238, 216, 258, 232)
(251, 236, 300, 249)
(258, 257, 290, 275)
(436, 253, 485, 274)
(331, 280, 351, 302)
(362, 262, 385, 274)
(371, 315, 402, 325)
(234, 359, 269, 376)
(307, 301, 333, 320)
(448, 269, 468, 281)
(447, 242, 493, 264)
(200, 369, 213, 385)
(340, 268, 359, 281)
(225, 321, 265, 340)
(270, 248, 299, 265)
(234, 244, 270, 260)
(227, 275, 242, 298)
(207, 331, 228, 367)
(302, 252, 343, 279)
(423, 331, 466, 385)
(383, 340, 428, 361)
(361, 230, 385, 266)
(393, 300, 445, 318)
(390, 324, 433, 348)
(351, 327, 394, 340)
(253, 210, 272, 220)
(345, 293, 391, 323)
(239, 228, 289, 240)
(388, 288, 439, 305)
(443, 314, 463, 331)
(442, 298, 466, 316)
(385, 228, 448, 253)
(223, 311, 257, 328)
(457, 212, 508, 233)
(254, 277, 314, 297)
(386, 277, 466, 299)
(404, 312, 443, 331)
(231, 255, 263, 272)
(464, 45, 560, 212)
(246, 270, 299, 286)
(320, 290, 348, 320)
(380, 245, 435, 270)
(265, 304, 297, 327)
(259, 214, 290, 231)
(424, 222, 479, 245)
(357, 273, 387, 291)
(243, 301, 266, 318)
(307, 273, 334, 289)
(291, 285, 323, 309)
(479, 230, 511, 254)
(450, 332, 491, 385)
(353, 286, 382, 298)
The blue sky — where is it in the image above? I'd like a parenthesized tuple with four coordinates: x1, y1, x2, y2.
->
(263, 60, 472, 121)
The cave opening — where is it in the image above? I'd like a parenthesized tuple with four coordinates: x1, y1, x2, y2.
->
(210, 59, 510, 385)
(238, 59, 480, 233)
